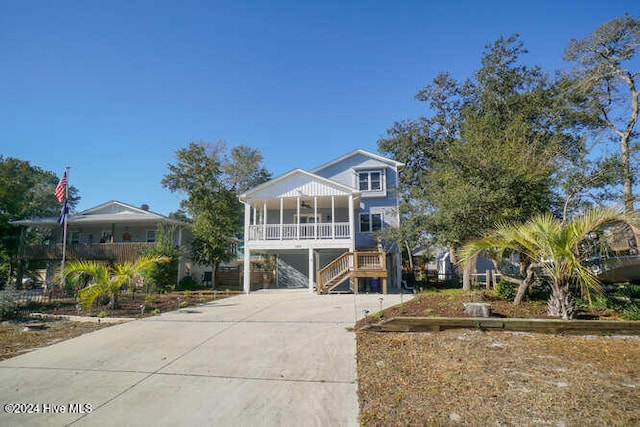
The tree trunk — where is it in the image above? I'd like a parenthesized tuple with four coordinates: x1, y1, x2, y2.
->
(462, 250, 474, 291)
(110, 291, 119, 310)
(513, 266, 535, 305)
(621, 132, 635, 213)
(547, 285, 575, 319)
(405, 241, 413, 271)
(211, 263, 218, 289)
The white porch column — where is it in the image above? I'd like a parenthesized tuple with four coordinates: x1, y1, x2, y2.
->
(243, 202, 252, 293)
(244, 201, 251, 243)
(263, 200, 267, 226)
(279, 197, 284, 240)
(331, 195, 335, 239)
(308, 248, 314, 292)
(296, 196, 301, 239)
(243, 247, 251, 294)
(314, 196, 318, 239)
(348, 194, 355, 251)
(263, 200, 268, 239)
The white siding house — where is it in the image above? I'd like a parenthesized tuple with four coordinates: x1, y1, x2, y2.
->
(239, 149, 403, 294)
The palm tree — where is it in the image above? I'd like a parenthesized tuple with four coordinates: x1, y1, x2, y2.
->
(65, 256, 168, 310)
(460, 208, 636, 319)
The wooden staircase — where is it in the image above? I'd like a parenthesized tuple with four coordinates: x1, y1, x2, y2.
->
(317, 251, 388, 294)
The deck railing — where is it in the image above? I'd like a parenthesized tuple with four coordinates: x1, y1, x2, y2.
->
(317, 251, 387, 294)
(248, 222, 351, 241)
(22, 242, 157, 262)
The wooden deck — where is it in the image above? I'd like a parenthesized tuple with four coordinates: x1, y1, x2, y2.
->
(317, 251, 388, 294)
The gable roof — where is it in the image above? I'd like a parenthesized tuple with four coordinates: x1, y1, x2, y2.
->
(11, 200, 189, 227)
(311, 149, 404, 174)
(239, 169, 359, 201)
(71, 200, 177, 224)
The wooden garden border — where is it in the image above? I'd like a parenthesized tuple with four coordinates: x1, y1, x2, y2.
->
(363, 317, 640, 335)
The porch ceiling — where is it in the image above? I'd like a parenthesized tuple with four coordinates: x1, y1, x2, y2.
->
(250, 196, 355, 210)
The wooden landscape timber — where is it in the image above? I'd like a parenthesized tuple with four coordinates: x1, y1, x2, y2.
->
(363, 316, 640, 335)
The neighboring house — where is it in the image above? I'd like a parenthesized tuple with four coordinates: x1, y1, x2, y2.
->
(12, 201, 192, 286)
(239, 149, 404, 294)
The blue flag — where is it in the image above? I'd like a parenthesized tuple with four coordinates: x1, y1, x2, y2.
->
(59, 200, 68, 225)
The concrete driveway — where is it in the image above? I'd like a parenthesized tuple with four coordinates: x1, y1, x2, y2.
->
(0, 289, 409, 426)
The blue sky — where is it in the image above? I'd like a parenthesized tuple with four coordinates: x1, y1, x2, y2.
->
(1, 0, 636, 215)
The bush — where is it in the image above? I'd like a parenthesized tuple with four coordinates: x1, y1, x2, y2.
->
(495, 281, 517, 301)
(0, 291, 21, 320)
(176, 275, 199, 291)
(614, 285, 640, 300)
(621, 303, 640, 320)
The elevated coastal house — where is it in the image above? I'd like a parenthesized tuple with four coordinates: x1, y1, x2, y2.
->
(12, 201, 192, 285)
(239, 149, 403, 294)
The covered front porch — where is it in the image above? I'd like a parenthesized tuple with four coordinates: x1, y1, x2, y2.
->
(240, 169, 362, 293)
(245, 193, 356, 244)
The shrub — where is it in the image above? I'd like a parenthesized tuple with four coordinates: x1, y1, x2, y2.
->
(176, 275, 199, 291)
(495, 280, 517, 301)
(143, 223, 180, 293)
(0, 291, 21, 320)
(621, 303, 640, 320)
(614, 285, 640, 300)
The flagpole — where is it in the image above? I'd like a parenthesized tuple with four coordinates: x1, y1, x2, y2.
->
(60, 166, 70, 285)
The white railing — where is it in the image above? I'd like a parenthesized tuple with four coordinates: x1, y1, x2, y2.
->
(248, 223, 351, 241)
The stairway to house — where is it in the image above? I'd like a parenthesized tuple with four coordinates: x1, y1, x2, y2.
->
(317, 250, 388, 294)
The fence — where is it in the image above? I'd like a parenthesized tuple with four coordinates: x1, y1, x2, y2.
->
(0, 288, 79, 319)
(469, 270, 503, 289)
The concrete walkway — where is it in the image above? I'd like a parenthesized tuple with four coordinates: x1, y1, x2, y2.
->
(0, 289, 410, 426)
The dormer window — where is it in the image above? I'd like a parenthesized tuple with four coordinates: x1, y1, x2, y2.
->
(357, 169, 386, 196)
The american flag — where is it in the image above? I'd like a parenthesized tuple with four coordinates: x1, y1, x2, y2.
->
(55, 171, 67, 202)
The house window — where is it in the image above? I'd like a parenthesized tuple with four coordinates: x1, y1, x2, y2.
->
(357, 170, 384, 193)
(70, 231, 80, 244)
(294, 214, 322, 224)
(146, 230, 157, 243)
(360, 213, 383, 233)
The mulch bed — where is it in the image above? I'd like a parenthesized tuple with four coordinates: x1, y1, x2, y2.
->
(0, 290, 239, 362)
(0, 319, 111, 361)
(29, 290, 239, 319)
(356, 289, 640, 425)
(355, 289, 620, 331)
(357, 330, 640, 425)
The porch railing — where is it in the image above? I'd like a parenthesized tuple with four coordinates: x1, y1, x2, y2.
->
(248, 222, 351, 241)
(22, 242, 157, 263)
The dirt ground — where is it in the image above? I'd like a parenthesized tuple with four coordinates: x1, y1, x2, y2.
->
(1, 290, 238, 361)
(0, 320, 110, 361)
(357, 289, 640, 425)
